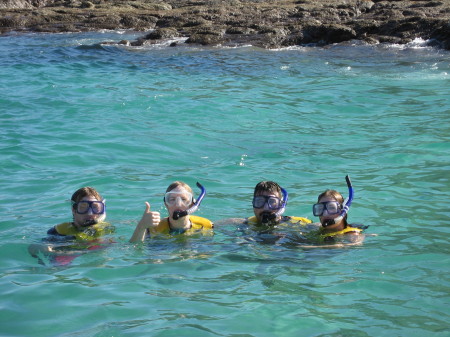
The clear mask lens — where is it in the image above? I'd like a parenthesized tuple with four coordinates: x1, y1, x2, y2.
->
(252, 196, 282, 209)
(164, 191, 193, 207)
(75, 200, 105, 214)
(313, 201, 341, 216)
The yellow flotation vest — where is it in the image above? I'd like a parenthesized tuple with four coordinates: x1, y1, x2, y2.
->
(149, 216, 214, 236)
(246, 216, 312, 226)
(317, 226, 363, 242)
(53, 222, 113, 241)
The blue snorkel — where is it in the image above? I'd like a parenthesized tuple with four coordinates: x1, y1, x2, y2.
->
(323, 175, 354, 227)
(172, 182, 206, 220)
(275, 187, 288, 218)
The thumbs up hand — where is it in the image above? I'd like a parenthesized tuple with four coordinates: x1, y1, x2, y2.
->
(138, 202, 161, 229)
(130, 202, 162, 243)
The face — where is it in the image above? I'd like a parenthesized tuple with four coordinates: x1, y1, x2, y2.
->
(72, 195, 106, 228)
(164, 187, 193, 219)
(317, 196, 341, 226)
(253, 191, 282, 223)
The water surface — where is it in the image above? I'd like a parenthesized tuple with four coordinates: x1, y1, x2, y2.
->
(0, 31, 449, 336)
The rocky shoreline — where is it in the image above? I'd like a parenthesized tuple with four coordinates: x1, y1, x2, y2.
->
(1, 0, 449, 49)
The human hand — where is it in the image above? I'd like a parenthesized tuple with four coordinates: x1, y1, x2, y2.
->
(138, 202, 161, 229)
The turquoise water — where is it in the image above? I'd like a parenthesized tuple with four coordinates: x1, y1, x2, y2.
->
(1, 31, 449, 336)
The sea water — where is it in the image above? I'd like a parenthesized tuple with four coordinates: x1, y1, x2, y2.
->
(0, 31, 449, 336)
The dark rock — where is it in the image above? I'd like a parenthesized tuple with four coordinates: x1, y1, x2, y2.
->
(0, 0, 449, 50)
(144, 27, 179, 39)
(302, 24, 357, 44)
(186, 33, 224, 45)
(80, 1, 94, 9)
(225, 26, 255, 34)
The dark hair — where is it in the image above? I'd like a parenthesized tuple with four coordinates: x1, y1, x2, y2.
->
(71, 187, 103, 207)
(254, 181, 282, 197)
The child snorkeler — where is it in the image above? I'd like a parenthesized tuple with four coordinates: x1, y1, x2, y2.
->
(28, 187, 114, 265)
(47, 186, 112, 239)
(311, 176, 367, 245)
(129, 181, 213, 242)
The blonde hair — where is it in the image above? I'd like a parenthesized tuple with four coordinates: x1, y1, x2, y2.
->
(317, 189, 344, 203)
(165, 181, 193, 194)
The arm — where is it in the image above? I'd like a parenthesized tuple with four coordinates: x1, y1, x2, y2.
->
(129, 202, 161, 243)
(299, 232, 365, 248)
(46, 224, 77, 242)
(213, 217, 247, 226)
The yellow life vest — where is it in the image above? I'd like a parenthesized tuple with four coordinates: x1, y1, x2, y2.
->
(53, 222, 113, 241)
(318, 226, 363, 242)
(246, 215, 312, 226)
(149, 216, 214, 236)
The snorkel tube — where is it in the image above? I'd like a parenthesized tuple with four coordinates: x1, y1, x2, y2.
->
(172, 182, 206, 220)
(261, 187, 289, 224)
(323, 175, 354, 227)
(275, 187, 288, 218)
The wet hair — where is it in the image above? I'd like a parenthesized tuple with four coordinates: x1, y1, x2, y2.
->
(71, 187, 103, 207)
(317, 189, 348, 227)
(317, 189, 344, 203)
(166, 181, 193, 194)
(254, 181, 282, 198)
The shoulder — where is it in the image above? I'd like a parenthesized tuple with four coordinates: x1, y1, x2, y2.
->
(349, 224, 369, 231)
(244, 216, 312, 226)
(284, 216, 312, 224)
(319, 225, 365, 241)
(190, 215, 214, 229)
(47, 226, 59, 235)
(50, 222, 77, 235)
(92, 222, 114, 234)
(344, 225, 366, 234)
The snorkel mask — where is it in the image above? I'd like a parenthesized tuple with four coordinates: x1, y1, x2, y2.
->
(168, 182, 206, 220)
(72, 199, 106, 227)
(260, 188, 288, 225)
(322, 175, 354, 227)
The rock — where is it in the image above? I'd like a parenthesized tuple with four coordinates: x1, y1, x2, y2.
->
(80, 1, 94, 9)
(186, 33, 225, 45)
(144, 27, 179, 39)
(357, 0, 375, 13)
(302, 24, 357, 44)
(0, 0, 449, 50)
(0, 0, 51, 9)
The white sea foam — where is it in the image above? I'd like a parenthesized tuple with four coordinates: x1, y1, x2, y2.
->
(386, 37, 432, 50)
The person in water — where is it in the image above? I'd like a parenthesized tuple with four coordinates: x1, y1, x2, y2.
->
(28, 186, 113, 265)
(129, 181, 213, 242)
(245, 181, 311, 227)
(216, 181, 312, 236)
(46, 186, 112, 240)
(312, 189, 366, 244)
